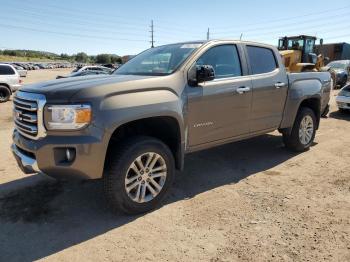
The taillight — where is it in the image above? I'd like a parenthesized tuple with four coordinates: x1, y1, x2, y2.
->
(19, 79, 22, 84)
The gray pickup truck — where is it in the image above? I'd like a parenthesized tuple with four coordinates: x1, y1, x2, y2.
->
(12, 40, 331, 214)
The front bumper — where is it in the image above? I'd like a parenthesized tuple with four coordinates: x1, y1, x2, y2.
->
(11, 84, 22, 92)
(336, 96, 350, 109)
(11, 143, 40, 174)
(11, 129, 108, 180)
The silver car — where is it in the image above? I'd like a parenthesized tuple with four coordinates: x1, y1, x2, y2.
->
(0, 63, 22, 102)
(12, 64, 28, 77)
(336, 84, 350, 112)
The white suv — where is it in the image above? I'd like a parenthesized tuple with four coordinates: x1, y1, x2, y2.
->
(0, 64, 22, 102)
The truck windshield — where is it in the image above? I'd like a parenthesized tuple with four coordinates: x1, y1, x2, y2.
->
(114, 43, 202, 76)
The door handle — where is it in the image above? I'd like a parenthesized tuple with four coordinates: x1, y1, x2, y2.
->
(275, 82, 286, 88)
(236, 86, 251, 94)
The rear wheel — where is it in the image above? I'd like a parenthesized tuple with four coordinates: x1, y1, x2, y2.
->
(104, 136, 175, 214)
(340, 75, 348, 87)
(283, 107, 316, 152)
(0, 85, 11, 103)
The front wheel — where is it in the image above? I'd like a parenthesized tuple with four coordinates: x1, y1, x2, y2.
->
(104, 136, 175, 214)
(283, 107, 316, 152)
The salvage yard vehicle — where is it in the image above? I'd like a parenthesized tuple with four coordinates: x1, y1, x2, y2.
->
(11, 40, 331, 214)
(11, 64, 28, 77)
(323, 60, 350, 88)
(72, 65, 112, 73)
(56, 70, 111, 79)
(0, 64, 22, 102)
(336, 84, 350, 112)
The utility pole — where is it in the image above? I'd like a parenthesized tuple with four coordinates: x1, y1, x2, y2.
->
(150, 20, 154, 48)
(240, 33, 243, 40)
(207, 28, 210, 40)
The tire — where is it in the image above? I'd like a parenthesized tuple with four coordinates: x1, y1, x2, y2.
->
(104, 136, 175, 214)
(340, 75, 348, 87)
(0, 85, 11, 103)
(283, 107, 317, 152)
(321, 104, 329, 118)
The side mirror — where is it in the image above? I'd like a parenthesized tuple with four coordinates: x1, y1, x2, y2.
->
(196, 65, 215, 83)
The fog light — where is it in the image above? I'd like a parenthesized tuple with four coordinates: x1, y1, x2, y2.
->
(65, 148, 76, 162)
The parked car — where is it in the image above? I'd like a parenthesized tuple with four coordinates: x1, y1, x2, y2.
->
(336, 84, 350, 112)
(56, 70, 111, 79)
(72, 65, 112, 73)
(324, 60, 350, 87)
(0, 63, 22, 102)
(11, 64, 28, 77)
(102, 63, 117, 69)
(12, 40, 331, 214)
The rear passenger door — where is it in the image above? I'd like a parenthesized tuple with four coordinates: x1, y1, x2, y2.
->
(245, 45, 288, 132)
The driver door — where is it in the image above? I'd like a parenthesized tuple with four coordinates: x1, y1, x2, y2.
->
(186, 44, 252, 146)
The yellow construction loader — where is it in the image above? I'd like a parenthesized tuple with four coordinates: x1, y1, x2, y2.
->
(278, 35, 327, 72)
(278, 35, 335, 87)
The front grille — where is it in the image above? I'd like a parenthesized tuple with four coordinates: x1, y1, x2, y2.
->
(14, 96, 38, 136)
(13, 91, 46, 139)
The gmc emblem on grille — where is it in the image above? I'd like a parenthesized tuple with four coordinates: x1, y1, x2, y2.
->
(15, 111, 22, 121)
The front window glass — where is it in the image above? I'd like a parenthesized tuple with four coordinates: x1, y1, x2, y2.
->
(305, 39, 315, 54)
(196, 45, 242, 79)
(287, 38, 304, 51)
(114, 43, 202, 76)
(327, 61, 348, 70)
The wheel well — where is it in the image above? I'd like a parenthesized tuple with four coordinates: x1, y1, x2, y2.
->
(106, 116, 182, 170)
(299, 98, 320, 128)
(0, 83, 11, 95)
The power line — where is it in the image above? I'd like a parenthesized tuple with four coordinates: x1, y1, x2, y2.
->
(212, 4, 350, 31)
(212, 10, 350, 36)
(0, 23, 146, 42)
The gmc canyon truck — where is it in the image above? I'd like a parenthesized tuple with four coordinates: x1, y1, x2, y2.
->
(11, 40, 331, 214)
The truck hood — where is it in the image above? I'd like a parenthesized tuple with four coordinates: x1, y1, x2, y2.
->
(20, 74, 164, 102)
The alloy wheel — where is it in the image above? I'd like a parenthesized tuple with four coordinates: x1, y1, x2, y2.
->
(298, 115, 314, 145)
(125, 152, 167, 203)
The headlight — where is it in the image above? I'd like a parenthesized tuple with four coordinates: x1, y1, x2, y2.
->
(45, 104, 91, 130)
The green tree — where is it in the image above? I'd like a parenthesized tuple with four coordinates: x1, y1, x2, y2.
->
(60, 53, 69, 60)
(110, 55, 122, 64)
(75, 52, 89, 63)
(96, 54, 111, 64)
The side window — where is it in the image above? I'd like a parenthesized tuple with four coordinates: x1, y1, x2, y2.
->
(0, 65, 15, 75)
(197, 45, 242, 79)
(247, 46, 277, 75)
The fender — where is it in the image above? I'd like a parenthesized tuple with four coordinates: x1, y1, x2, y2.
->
(97, 89, 185, 169)
(279, 74, 325, 130)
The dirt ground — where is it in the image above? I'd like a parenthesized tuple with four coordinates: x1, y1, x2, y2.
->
(0, 69, 349, 262)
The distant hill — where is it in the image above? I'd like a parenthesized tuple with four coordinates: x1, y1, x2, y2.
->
(0, 49, 61, 60)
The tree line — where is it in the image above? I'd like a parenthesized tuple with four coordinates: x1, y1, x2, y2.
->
(0, 49, 122, 64)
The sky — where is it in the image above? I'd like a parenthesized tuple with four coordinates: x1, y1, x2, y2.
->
(1, 0, 350, 56)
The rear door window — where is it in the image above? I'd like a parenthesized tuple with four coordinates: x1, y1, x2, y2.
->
(246, 46, 277, 75)
(0, 65, 16, 75)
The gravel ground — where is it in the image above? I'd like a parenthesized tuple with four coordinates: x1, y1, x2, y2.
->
(0, 69, 349, 262)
